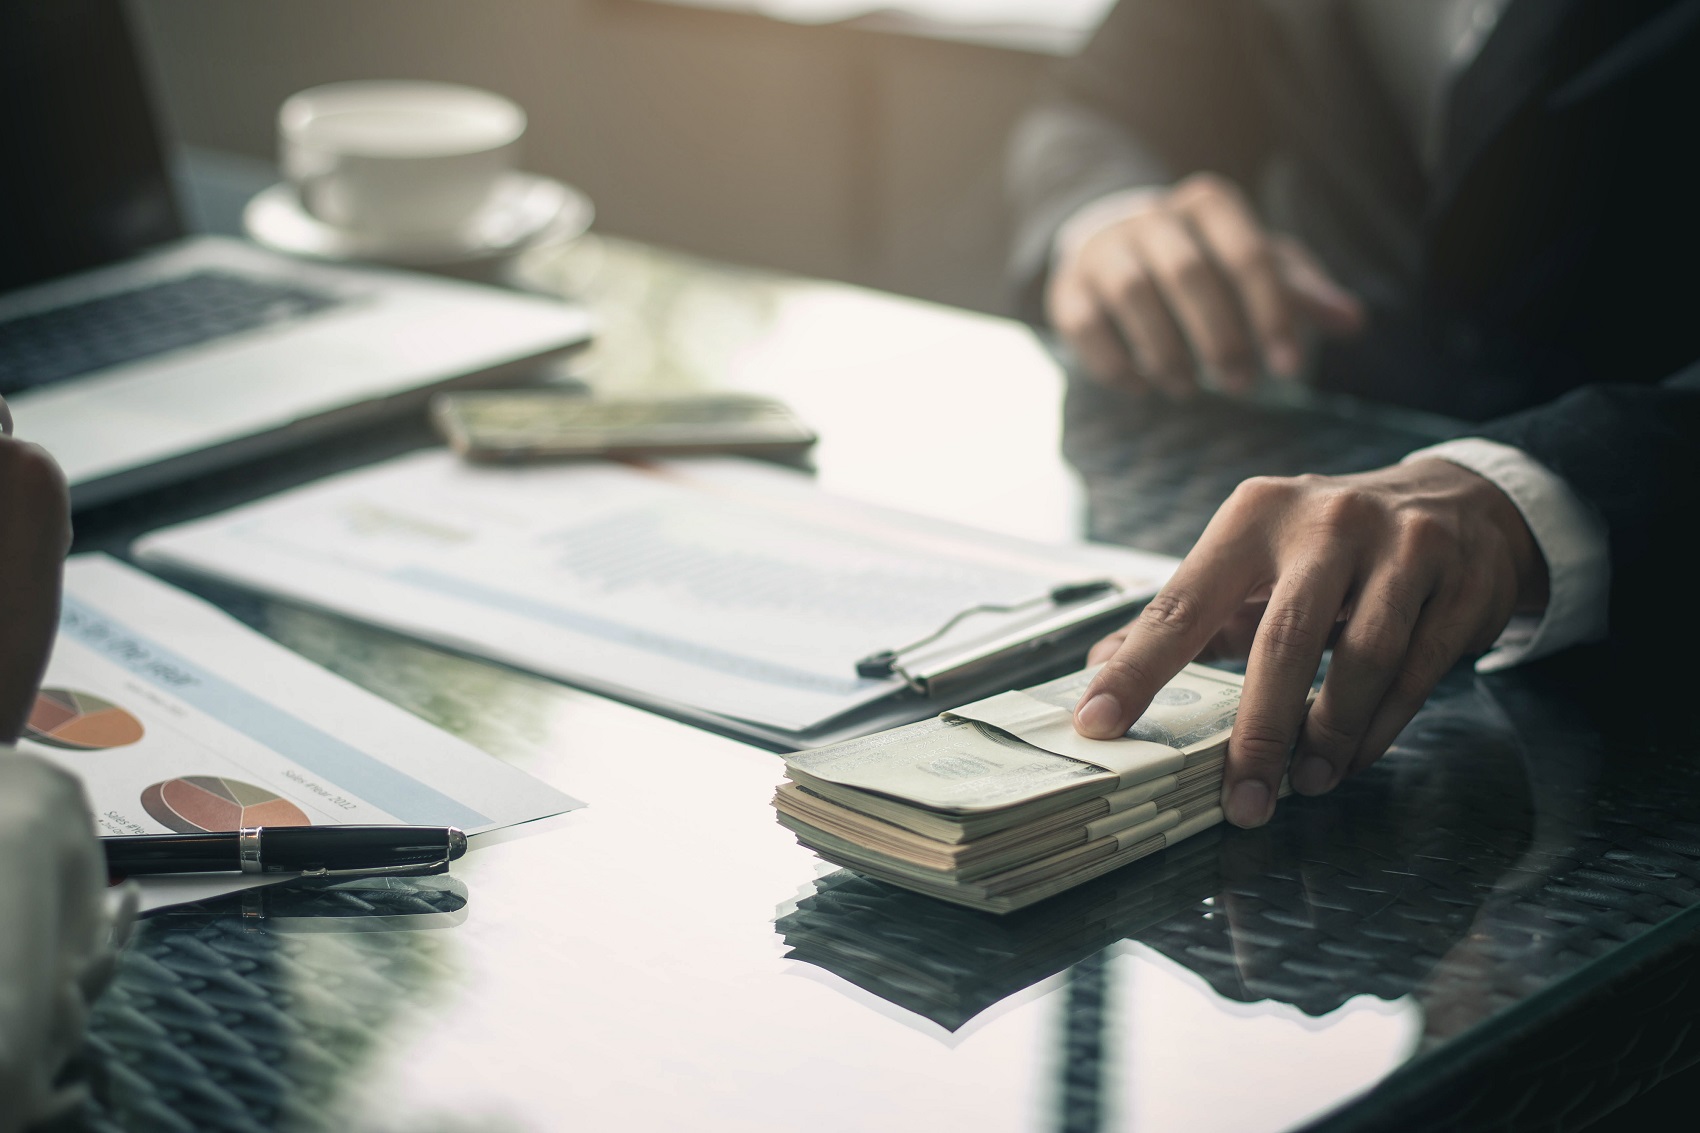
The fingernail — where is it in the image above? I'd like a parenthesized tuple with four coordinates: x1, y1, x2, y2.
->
(1075, 692, 1123, 737)
(1268, 341, 1300, 377)
(1291, 755, 1334, 796)
(1226, 779, 1272, 828)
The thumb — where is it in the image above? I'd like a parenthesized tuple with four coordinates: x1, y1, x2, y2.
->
(1274, 237, 1365, 336)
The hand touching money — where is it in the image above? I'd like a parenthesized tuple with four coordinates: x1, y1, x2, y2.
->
(1073, 460, 1548, 828)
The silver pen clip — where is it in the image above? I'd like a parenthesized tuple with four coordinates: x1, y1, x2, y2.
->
(295, 857, 454, 881)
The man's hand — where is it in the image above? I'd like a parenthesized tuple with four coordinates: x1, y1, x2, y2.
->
(0, 395, 71, 743)
(1047, 173, 1365, 397)
(1073, 460, 1549, 828)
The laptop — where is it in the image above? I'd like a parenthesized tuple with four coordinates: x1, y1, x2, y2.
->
(0, 0, 593, 509)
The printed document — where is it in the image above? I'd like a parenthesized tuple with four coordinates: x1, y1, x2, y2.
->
(136, 453, 1176, 734)
(19, 556, 583, 911)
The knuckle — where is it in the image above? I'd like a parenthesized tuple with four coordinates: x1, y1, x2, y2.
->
(1396, 509, 1457, 555)
(1230, 475, 1293, 511)
(1096, 652, 1162, 696)
(1139, 587, 1203, 635)
(1313, 487, 1374, 536)
(1373, 574, 1425, 619)
(1257, 605, 1322, 657)
(1346, 631, 1407, 676)
(1231, 722, 1294, 772)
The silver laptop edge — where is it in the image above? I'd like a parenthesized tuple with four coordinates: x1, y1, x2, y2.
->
(0, 1, 593, 509)
(7, 237, 593, 508)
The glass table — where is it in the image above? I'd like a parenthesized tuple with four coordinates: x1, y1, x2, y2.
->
(69, 234, 1700, 1132)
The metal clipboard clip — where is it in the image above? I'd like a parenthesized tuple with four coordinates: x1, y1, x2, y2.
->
(854, 578, 1141, 699)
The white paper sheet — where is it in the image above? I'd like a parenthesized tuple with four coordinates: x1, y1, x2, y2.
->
(18, 556, 583, 912)
(135, 453, 1176, 734)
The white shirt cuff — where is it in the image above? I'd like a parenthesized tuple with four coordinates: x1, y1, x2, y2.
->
(1052, 186, 1168, 266)
(1403, 438, 1610, 672)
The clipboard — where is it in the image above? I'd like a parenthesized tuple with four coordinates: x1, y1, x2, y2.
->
(134, 452, 1177, 751)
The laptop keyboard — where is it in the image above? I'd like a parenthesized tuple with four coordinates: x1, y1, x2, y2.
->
(0, 270, 344, 396)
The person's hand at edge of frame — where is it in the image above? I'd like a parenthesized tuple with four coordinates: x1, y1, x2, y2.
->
(1072, 459, 1550, 828)
(1047, 172, 1366, 399)
(0, 393, 73, 744)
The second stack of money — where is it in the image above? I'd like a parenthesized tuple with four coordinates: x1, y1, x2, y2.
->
(775, 663, 1248, 914)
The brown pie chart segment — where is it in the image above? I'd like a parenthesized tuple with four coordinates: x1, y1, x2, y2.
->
(141, 775, 312, 833)
(26, 689, 145, 750)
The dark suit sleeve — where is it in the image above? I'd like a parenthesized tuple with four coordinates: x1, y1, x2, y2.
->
(1475, 360, 1700, 652)
(1006, 0, 1274, 323)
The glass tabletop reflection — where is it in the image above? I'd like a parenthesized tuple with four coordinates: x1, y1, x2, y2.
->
(74, 237, 1700, 1132)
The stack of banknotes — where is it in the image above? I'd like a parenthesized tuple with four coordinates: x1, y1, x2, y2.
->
(776, 663, 1255, 913)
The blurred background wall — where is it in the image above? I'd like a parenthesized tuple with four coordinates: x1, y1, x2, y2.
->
(128, 0, 1072, 314)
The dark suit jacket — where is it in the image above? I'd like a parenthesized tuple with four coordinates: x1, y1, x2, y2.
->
(1008, 0, 1700, 655)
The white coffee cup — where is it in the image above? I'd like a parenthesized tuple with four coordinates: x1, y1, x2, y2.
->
(280, 81, 526, 240)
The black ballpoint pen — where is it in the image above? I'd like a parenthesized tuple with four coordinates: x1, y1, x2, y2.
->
(102, 824, 469, 878)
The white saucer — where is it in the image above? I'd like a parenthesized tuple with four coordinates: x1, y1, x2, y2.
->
(243, 172, 594, 266)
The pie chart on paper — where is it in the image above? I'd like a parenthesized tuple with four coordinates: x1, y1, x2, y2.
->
(141, 776, 312, 833)
(26, 688, 145, 750)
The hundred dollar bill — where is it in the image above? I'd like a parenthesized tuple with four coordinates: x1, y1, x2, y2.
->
(783, 664, 1243, 818)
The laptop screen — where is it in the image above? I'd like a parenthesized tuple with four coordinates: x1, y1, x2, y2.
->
(0, 0, 183, 294)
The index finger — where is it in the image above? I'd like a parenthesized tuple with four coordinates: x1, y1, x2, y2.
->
(1075, 539, 1265, 738)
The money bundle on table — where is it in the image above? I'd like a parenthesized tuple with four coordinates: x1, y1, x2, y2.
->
(775, 663, 1252, 914)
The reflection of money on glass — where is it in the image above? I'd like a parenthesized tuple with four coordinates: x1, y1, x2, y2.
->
(778, 834, 1224, 1033)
